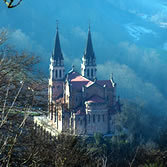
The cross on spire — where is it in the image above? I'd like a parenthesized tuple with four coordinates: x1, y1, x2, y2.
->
(56, 20, 59, 31)
(88, 20, 91, 31)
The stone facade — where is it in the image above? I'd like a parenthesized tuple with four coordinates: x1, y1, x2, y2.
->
(48, 27, 120, 135)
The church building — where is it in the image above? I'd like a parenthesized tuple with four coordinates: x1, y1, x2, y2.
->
(48, 26, 120, 135)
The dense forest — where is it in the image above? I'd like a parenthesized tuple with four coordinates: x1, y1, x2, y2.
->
(0, 28, 167, 167)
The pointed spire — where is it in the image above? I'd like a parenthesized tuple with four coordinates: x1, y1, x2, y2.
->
(110, 73, 116, 87)
(52, 22, 64, 61)
(72, 65, 75, 71)
(84, 27, 95, 60)
(56, 20, 59, 31)
(68, 65, 75, 74)
(81, 26, 97, 79)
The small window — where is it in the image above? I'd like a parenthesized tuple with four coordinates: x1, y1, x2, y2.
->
(80, 120, 82, 125)
(93, 114, 95, 123)
(103, 115, 105, 122)
(91, 69, 93, 77)
(109, 114, 112, 120)
(56, 70, 58, 78)
(87, 69, 89, 77)
(98, 115, 100, 122)
(88, 115, 90, 123)
(51, 111, 53, 120)
(59, 70, 62, 78)
(53, 70, 55, 79)
(55, 113, 56, 122)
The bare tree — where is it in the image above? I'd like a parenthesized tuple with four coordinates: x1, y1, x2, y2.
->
(0, 29, 47, 166)
(2, 0, 23, 8)
(0, 30, 7, 45)
(0, 29, 48, 109)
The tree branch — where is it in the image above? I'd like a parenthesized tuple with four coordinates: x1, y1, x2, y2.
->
(3, 0, 22, 8)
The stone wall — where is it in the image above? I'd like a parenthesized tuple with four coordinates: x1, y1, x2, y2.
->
(85, 102, 108, 135)
(84, 84, 105, 100)
(74, 115, 86, 135)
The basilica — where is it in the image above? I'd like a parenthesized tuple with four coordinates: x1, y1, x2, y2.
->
(48, 26, 120, 135)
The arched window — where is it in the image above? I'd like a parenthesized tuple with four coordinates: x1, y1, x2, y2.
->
(87, 69, 89, 77)
(93, 114, 95, 123)
(98, 115, 100, 122)
(56, 70, 58, 78)
(88, 114, 90, 123)
(93, 59, 95, 65)
(52, 70, 54, 79)
(51, 110, 53, 120)
(54, 111, 57, 122)
(91, 69, 93, 77)
(103, 115, 105, 122)
(59, 70, 62, 78)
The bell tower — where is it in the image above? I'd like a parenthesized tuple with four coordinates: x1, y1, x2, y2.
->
(81, 27, 97, 80)
(48, 25, 65, 105)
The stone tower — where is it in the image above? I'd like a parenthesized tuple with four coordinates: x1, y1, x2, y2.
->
(48, 26, 65, 106)
(81, 27, 97, 80)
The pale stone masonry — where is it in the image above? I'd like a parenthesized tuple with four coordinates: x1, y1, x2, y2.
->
(48, 26, 120, 135)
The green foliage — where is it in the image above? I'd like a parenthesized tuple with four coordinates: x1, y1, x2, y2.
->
(94, 133, 104, 145)
(112, 99, 163, 143)
(1, 113, 167, 167)
(156, 126, 167, 150)
(143, 163, 163, 167)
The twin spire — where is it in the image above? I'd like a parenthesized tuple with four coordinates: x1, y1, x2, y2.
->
(52, 25, 96, 80)
(52, 26, 95, 63)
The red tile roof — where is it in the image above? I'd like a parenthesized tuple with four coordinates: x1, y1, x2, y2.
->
(56, 97, 64, 103)
(68, 72, 113, 91)
(68, 72, 93, 91)
(76, 110, 85, 116)
(75, 106, 85, 116)
(96, 80, 113, 88)
(86, 95, 105, 103)
(71, 81, 88, 90)
(85, 81, 94, 87)
(68, 72, 88, 82)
